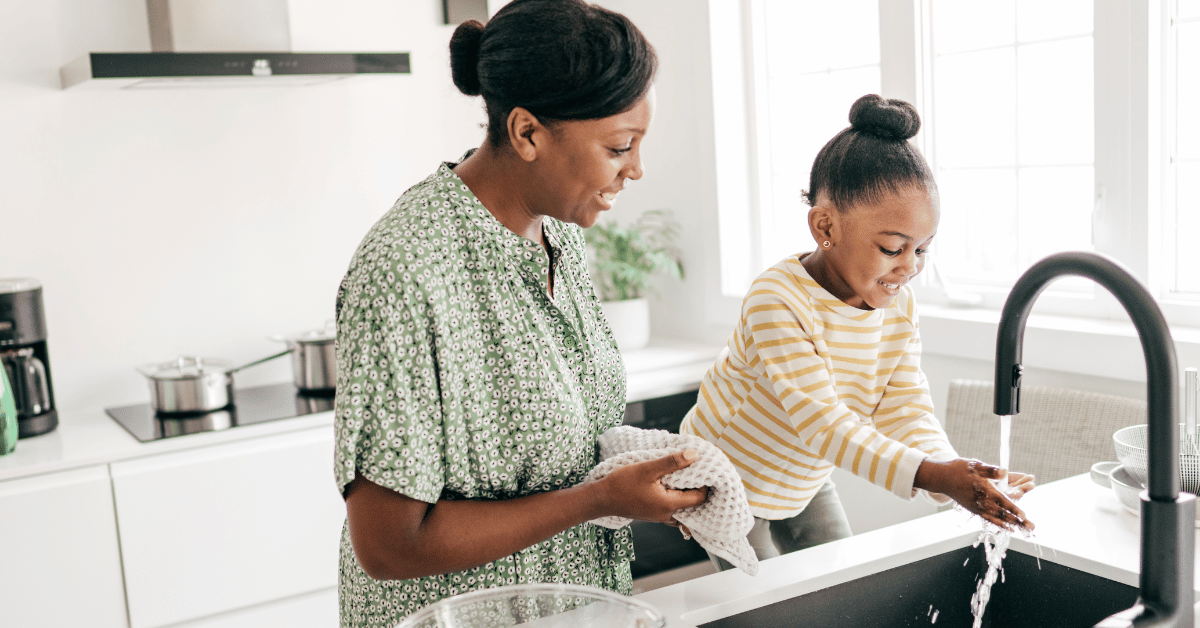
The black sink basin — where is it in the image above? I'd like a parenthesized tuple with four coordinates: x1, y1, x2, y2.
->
(698, 544, 1137, 628)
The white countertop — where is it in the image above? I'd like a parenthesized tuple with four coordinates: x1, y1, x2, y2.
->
(623, 338, 721, 404)
(0, 402, 337, 483)
(0, 338, 723, 483)
(636, 473, 1192, 627)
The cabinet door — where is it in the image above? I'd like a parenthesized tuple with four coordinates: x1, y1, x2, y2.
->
(163, 587, 337, 628)
(111, 428, 345, 628)
(0, 465, 128, 628)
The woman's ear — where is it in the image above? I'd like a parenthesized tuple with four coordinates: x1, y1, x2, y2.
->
(808, 205, 836, 246)
(507, 107, 543, 163)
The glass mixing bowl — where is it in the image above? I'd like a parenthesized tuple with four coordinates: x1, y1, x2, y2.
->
(394, 583, 666, 628)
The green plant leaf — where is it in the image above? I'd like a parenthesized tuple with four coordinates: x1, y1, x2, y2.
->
(584, 209, 684, 301)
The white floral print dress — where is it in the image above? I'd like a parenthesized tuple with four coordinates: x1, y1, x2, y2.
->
(333, 156, 631, 627)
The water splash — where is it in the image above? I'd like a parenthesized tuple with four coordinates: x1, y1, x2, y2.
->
(969, 415, 1015, 626)
(970, 524, 1011, 628)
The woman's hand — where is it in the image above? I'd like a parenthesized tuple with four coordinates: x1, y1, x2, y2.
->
(914, 458, 1035, 532)
(345, 449, 709, 581)
(591, 449, 710, 524)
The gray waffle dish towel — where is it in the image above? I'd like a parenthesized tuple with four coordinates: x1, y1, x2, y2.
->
(583, 425, 759, 576)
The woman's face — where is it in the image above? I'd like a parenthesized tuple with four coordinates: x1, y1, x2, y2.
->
(824, 186, 939, 310)
(531, 89, 655, 228)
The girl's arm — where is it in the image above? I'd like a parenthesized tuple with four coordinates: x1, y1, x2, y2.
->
(874, 297, 1036, 529)
(344, 450, 708, 580)
(742, 286, 931, 499)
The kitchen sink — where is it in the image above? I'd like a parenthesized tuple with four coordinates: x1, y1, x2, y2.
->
(696, 543, 1138, 628)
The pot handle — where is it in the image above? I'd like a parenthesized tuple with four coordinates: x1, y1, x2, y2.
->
(231, 349, 293, 373)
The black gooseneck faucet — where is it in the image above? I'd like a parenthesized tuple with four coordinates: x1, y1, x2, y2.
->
(994, 251, 1195, 628)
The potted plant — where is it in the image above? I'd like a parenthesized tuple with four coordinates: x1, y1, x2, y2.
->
(585, 209, 684, 351)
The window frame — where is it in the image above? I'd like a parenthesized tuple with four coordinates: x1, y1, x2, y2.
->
(712, 0, 1200, 330)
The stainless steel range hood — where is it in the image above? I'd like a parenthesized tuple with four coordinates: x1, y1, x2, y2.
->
(60, 0, 410, 89)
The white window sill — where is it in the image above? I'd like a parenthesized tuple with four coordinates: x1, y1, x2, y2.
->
(920, 304, 1200, 383)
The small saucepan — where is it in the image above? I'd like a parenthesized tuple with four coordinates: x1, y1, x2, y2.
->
(272, 320, 337, 394)
(137, 350, 290, 415)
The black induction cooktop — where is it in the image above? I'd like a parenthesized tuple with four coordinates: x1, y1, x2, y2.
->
(105, 382, 335, 443)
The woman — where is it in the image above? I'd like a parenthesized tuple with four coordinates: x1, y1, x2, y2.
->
(333, 1, 707, 625)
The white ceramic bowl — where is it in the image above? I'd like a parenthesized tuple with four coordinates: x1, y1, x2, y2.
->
(1090, 460, 1200, 526)
(394, 583, 666, 628)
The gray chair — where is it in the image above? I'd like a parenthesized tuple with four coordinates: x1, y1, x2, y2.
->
(941, 379, 1147, 484)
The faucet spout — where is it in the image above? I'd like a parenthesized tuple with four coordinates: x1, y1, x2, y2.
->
(993, 252, 1194, 628)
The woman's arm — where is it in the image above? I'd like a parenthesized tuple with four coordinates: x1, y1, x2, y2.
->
(345, 450, 709, 580)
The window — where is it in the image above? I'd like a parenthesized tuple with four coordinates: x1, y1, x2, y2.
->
(930, 0, 1093, 290)
(755, 0, 880, 268)
(1170, 0, 1200, 295)
(724, 0, 1200, 328)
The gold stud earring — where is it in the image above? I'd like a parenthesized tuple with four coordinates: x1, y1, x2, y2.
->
(822, 240, 831, 249)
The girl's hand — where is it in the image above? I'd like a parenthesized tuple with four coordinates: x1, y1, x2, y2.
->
(1005, 471, 1036, 500)
(593, 449, 710, 524)
(914, 458, 1034, 532)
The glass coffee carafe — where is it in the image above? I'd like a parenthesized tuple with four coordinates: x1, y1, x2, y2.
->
(1, 347, 52, 420)
(0, 278, 58, 438)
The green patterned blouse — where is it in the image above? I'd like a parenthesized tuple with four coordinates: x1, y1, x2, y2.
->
(333, 156, 632, 627)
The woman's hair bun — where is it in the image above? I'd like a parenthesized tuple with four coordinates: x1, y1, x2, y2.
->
(449, 20, 485, 96)
(848, 94, 920, 141)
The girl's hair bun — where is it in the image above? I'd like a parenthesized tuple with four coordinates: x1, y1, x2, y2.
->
(848, 94, 920, 141)
(449, 20, 485, 96)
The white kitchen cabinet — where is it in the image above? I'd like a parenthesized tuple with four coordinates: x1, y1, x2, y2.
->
(164, 587, 338, 628)
(110, 427, 345, 628)
(0, 464, 128, 628)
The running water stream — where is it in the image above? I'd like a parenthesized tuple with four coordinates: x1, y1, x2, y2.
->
(998, 415, 1011, 493)
(968, 415, 1015, 628)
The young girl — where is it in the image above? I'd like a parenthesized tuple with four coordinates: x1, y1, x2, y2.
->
(679, 94, 1034, 569)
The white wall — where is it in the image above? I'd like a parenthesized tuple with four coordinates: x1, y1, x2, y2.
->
(591, 0, 738, 348)
(0, 0, 487, 412)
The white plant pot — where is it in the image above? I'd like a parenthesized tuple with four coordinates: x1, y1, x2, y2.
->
(601, 297, 651, 351)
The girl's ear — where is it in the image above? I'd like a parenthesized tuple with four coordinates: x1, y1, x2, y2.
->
(808, 205, 836, 245)
(507, 107, 544, 163)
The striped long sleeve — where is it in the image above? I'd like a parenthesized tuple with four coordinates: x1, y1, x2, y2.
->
(680, 255, 957, 519)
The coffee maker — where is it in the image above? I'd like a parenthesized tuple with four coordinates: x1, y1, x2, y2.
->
(0, 278, 58, 437)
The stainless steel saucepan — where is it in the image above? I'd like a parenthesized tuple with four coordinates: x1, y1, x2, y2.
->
(137, 350, 290, 415)
(272, 320, 337, 394)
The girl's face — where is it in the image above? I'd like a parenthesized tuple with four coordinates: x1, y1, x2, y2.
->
(529, 89, 655, 228)
(818, 186, 939, 310)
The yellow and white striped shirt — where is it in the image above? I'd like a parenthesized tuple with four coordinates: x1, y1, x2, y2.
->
(680, 254, 956, 519)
